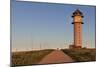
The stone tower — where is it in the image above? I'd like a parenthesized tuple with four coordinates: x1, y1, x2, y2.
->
(72, 9, 84, 48)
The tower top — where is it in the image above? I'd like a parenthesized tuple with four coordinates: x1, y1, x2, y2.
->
(72, 9, 84, 17)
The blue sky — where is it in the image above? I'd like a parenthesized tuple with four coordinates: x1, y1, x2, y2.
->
(11, 0, 96, 51)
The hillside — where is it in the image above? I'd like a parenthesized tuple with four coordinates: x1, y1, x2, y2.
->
(62, 48, 96, 62)
(12, 49, 54, 66)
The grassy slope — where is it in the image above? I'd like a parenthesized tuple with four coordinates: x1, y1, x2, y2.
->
(12, 49, 54, 66)
(62, 48, 96, 62)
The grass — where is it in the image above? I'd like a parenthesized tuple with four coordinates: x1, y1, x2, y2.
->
(62, 48, 96, 62)
(12, 48, 96, 66)
(12, 49, 54, 66)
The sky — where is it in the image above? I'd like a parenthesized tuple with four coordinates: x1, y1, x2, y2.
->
(11, 0, 96, 51)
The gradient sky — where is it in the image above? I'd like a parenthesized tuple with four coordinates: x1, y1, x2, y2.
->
(11, 0, 96, 51)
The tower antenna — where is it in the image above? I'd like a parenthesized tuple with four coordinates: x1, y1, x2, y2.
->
(40, 43, 42, 50)
(87, 16, 91, 48)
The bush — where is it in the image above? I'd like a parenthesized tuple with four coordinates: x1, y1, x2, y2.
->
(12, 49, 54, 66)
(62, 48, 96, 62)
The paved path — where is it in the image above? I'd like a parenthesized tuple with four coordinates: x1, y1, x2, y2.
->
(38, 50, 74, 64)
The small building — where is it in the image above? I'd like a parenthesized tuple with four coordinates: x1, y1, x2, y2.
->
(69, 45, 74, 49)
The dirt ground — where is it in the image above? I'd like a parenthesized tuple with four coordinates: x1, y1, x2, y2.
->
(38, 50, 74, 64)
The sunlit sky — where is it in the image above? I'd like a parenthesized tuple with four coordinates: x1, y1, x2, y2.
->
(11, 0, 96, 51)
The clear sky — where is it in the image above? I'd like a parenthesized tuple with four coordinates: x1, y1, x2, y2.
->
(11, 0, 96, 51)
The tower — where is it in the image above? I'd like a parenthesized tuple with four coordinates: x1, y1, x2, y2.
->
(72, 9, 84, 48)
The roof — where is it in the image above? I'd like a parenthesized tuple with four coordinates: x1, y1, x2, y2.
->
(72, 9, 84, 17)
